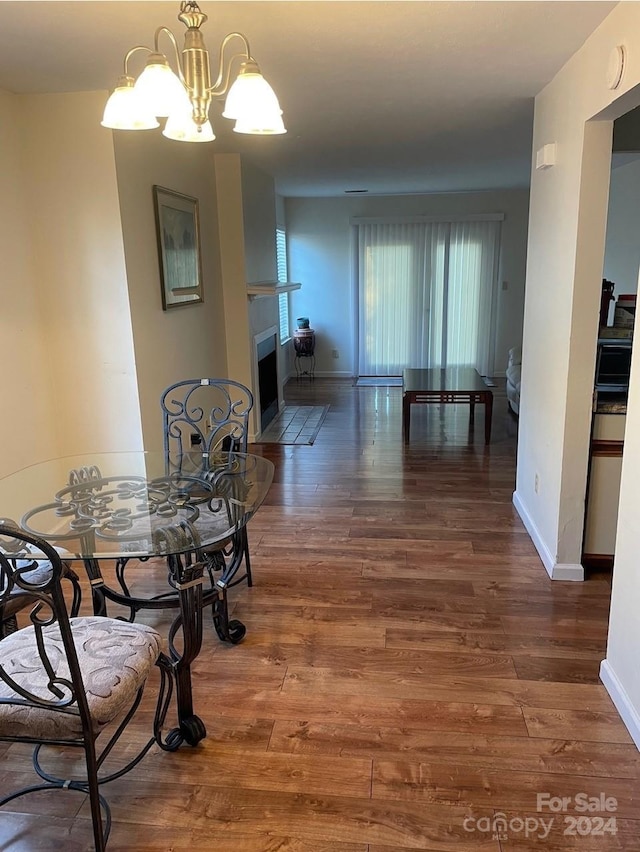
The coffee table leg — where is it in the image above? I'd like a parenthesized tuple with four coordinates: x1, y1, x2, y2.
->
(484, 393, 493, 444)
(402, 394, 410, 443)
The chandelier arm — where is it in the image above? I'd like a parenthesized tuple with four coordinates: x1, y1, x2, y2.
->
(123, 45, 153, 76)
(209, 32, 252, 95)
(153, 26, 187, 86)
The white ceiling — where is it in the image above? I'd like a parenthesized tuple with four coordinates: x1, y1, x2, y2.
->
(0, 1, 617, 196)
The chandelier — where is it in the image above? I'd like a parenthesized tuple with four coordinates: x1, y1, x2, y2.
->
(101, 1, 285, 142)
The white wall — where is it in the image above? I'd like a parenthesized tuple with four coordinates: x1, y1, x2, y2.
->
(604, 335, 640, 747)
(113, 132, 227, 452)
(514, 2, 640, 746)
(285, 191, 530, 377)
(603, 157, 640, 297)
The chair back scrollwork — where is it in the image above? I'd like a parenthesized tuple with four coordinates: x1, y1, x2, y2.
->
(0, 518, 82, 639)
(161, 379, 254, 463)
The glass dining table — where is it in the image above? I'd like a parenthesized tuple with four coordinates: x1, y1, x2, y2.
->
(0, 450, 274, 749)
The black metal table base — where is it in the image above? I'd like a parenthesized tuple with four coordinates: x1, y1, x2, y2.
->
(83, 546, 249, 750)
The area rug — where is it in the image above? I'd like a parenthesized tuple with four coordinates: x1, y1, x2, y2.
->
(258, 405, 330, 445)
(356, 377, 403, 387)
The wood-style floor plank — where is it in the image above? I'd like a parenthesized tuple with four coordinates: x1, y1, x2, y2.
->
(1, 378, 636, 851)
(268, 721, 640, 778)
(83, 784, 503, 851)
(280, 668, 619, 712)
(523, 707, 635, 744)
(511, 655, 602, 684)
(371, 761, 639, 815)
(385, 628, 607, 661)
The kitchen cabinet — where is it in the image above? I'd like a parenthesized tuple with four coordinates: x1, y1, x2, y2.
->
(582, 336, 632, 569)
(583, 412, 626, 567)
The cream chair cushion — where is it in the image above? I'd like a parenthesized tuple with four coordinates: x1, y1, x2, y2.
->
(0, 617, 161, 740)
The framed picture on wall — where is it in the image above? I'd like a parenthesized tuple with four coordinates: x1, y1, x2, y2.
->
(153, 185, 203, 309)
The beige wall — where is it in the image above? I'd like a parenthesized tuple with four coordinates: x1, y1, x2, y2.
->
(0, 90, 57, 477)
(215, 154, 254, 404)
(515, 2, 640, 745)
(0, 87, 274, 478)
(113, 132, 227, 452)
(214, 154, 284, 438)
(242, 159, 277, 284)
(241, 160, 287, 411)
(0, 90, 143, 479)
(22, 93, 144, 457)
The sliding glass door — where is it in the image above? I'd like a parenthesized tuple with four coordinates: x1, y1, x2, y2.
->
(357, 218, 501, 377)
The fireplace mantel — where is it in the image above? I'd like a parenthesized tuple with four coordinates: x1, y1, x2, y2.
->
(247, 281, 301, 300)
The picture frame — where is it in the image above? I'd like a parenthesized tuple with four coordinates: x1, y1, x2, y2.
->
(153, 185, 203, 310)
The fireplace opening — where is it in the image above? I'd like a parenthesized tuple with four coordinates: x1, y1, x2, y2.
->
(257, 333, 278, 431)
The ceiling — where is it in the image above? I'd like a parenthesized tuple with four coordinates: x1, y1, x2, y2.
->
(0, 1, 617, 197)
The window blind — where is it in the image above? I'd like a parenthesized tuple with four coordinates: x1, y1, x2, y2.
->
(357, 219, 501, 377)
(276, 228, 290, 343)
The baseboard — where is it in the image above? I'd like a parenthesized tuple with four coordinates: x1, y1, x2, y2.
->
(600, 659, 640, 751)
(512, 490, 555, 576)
(549, 562, 584, 581)
(512, 490, 584, 581)
(313, 371, 354, 378)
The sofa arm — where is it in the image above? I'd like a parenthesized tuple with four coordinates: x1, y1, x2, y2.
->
(508, 346, 522, 369)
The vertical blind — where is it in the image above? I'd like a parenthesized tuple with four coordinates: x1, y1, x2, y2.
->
(357, 218, 501, 377)
(276, 228, 290, 343)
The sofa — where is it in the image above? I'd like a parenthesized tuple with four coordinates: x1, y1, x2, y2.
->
(506, 346, 521, 415)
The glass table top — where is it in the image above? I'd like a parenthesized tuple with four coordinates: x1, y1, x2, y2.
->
(402, 367, 489, 393)
(0, 451, 274, 561)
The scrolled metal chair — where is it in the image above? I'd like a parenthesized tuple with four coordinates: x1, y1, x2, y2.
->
(160, 378, 254, 458)
(157, 378, 255, 643)
(0, 518, 81, 638)
(0, 524, 173, 851)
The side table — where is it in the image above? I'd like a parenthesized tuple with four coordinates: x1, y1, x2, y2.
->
(294, 328, 316, 379)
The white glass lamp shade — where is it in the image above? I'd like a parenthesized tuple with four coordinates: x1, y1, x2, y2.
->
(163, 109, 216, 142)
(101, 76, 159, 130)
(233, 111, 287, 135)
(223, 65, 283, 122)
(134, 55, 188, 118)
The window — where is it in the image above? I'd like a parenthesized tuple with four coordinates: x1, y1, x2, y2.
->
(356, 218, 501, 377)
(276, 227, 290, 343)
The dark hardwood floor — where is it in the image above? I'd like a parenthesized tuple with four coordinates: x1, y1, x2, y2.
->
(1, 378, 638, 850)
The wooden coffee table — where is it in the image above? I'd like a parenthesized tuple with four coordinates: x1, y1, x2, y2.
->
(402, 367, 493, 444)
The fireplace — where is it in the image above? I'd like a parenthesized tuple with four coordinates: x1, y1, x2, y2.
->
(256, 331, 279, 431)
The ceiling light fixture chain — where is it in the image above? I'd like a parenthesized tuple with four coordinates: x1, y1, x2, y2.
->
(101, 0, 285, 143)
